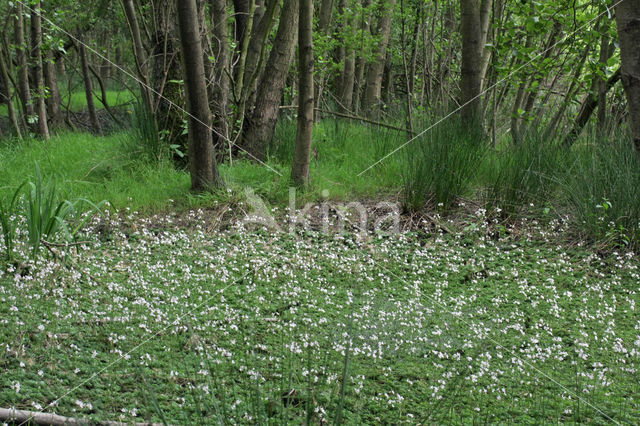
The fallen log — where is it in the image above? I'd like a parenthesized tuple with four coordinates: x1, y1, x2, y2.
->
(0, 407, 165, 426)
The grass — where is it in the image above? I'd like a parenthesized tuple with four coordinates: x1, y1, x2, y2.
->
(0, 118, 407, 213)
(62, 90, 135, 112)
(0, 90, 135, 118)
(269, 118, 404, 201)
(402, 119, 485, 213)
(0, 213, 638, 423)
(2, 117, 640, 248)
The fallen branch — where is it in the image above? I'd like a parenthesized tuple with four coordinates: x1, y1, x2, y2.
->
(0, 407, 165, 426)
(41, 239, 94, 248)
(279, 105, 414, 134)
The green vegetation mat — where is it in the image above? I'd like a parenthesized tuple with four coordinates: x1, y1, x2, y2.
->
(1, 212, 639, 423)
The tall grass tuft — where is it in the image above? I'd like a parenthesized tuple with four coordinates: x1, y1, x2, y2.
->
(402, 121, 485, 212)
(484, 133, 566, 218)
(563, 134, 640, 247)
(127, 101, 166, 163)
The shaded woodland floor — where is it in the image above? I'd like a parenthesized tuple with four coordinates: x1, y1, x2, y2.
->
(1, 119, 640, 424)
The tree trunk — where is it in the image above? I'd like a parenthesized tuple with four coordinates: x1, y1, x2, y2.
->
(79, 43, 101, 133)
(177, 0, 224, 190)
(151, 0, 186, 157)
(614, 0, 640, 156)
(340, 49, 356, 111)
(242, 0, 281, 107)
(30, 0, 50, 139)
(14, 3, 34, 129)
(460, 0, 491, 132)
(562, 68, 621, 147)
(233, 0, 251, 48)
(541, 43, 590, 142)
(121, 0, 153, 112)
(362, 0, 396, 113)
(242, 0, 299, 161)
(318, 0, 333, 32)
(0, 46, 22, 138)
(211, 0, 232, 154)
(233, 0, 257, 105)
(292, 0, 314, 187)
(44, 51, 63, 128)
(352, 0, 372, 114)
(596, 35, 613, 138)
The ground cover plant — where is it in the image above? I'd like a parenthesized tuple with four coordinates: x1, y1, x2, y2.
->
(0, 208, 639, 423)
(3, 0, 640, 423)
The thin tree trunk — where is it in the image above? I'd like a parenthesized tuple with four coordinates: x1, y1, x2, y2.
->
(460, 0, 491, 132)
(233, 0, 251, 48)
(211, 0, 232, 155)
(562, 68, 621, 147)
(0, 46, 22, 139)
(242, 0, 299, 161)
(541, 44, 590, 142)
(234, 0, 257, 105)
(314, 0, 333, 107)
(400, 0, 413, 133)
(362, 0, 396, 113)
(79, 43, 101, 133)
(44, 51, 63, 128)
(596, 36, 613, 138)
(177, 0, 224, 190)
(614, 0, 640, 156)
(14, 3, 34, 128)
(242, 0, 281, 108)
(407, 4, 422, 96)
(121, 0, 153, 112)
(30, 0, 50, 139)
(151, 0, 186, 156)
(340, 49, 356, 111)
(292, 0, 314, 187)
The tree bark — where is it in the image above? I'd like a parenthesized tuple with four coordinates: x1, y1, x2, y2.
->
(233, 0, 252, 48)
(177, 0, 225, 190)
(242, 0, 281, 107)
(30, 0, 50, 139)
(79, 43, 101, 133)
(292, 0, 314, 187)
(242, 0, 299, 161)
(362, 0, 396, 113)
(44, 51, 63, 128)
(353, 0, 372, 114)
(14, 2, 34, 127)
(0, 45, 22, 138)
(460, 0, 491, 132)
(614, 0, 640, 156)
(340, 49, 356, 111)
(211, 0, 232, 154)
(151, 0, 186, 156)
(121, 0, 153, 112)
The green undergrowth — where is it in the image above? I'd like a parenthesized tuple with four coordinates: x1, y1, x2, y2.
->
(2, 118, 640, 247)
(0, 219, 638, 423)
(0, 90, 134, 118)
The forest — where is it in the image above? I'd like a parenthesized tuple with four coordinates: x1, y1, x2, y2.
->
(1, 0, 640, 423)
